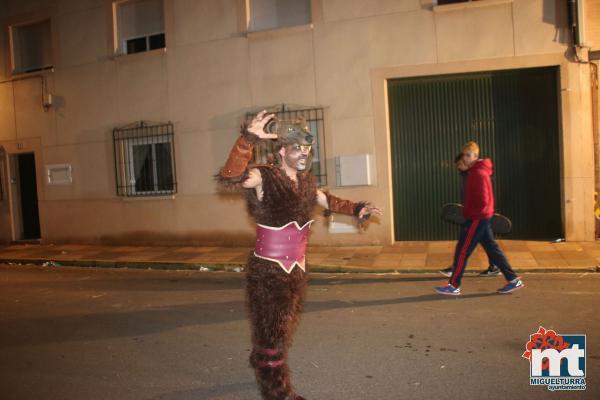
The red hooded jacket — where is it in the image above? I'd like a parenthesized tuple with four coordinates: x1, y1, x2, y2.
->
(463, 159, 495, 220)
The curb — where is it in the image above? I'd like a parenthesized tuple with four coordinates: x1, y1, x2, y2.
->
(1, 258, 599, 274)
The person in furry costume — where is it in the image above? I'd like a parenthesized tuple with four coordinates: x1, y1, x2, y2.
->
(217, 111, 382, 400)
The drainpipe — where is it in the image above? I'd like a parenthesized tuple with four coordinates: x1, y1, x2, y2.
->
(567, 0, 589, 62)
(567, 0, 581, 46)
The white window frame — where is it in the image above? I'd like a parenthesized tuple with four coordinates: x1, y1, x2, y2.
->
(125, 134, 174, 196)
(112, 0, 166, 56)
(121, 30, 165, 55)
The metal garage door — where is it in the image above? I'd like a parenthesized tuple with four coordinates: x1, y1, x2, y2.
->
(388, 67, 562, 240)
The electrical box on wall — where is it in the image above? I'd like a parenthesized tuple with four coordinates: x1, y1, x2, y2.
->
(335, 154, 376, 187)
(328, 221, 359, 234)
(46, 164, 72, 185)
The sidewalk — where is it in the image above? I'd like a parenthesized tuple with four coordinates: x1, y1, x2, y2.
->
(1, 240, 599, 273)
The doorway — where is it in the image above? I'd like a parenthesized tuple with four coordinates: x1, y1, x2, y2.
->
(9, 153, 41, 240)
(388, 67, 563, 240)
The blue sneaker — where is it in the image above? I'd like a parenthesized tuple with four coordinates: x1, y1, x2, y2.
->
(433, 284, 461, 296)
(497, 278, 524, 294)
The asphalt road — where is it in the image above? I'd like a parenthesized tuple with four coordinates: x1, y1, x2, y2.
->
(0, 264, 598, 400)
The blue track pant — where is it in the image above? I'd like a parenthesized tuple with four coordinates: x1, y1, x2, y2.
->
(450, 218, 517, 287)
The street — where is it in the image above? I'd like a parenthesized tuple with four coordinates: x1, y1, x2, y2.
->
(0, 264, 598, 399)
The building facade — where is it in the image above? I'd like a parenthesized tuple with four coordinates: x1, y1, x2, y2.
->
(0, 0, 597, 246)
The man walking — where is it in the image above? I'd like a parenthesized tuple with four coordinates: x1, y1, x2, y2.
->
(434, 141, 524, 295)
(439, 152, 501, 277)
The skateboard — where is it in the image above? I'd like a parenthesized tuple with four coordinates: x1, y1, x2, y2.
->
(441, 203, 512, 234)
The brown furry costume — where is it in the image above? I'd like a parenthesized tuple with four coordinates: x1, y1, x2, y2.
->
(218, 125, 363, 400)
(245, 166, 315, 400)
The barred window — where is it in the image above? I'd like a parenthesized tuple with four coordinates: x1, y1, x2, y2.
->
(247, 106, 327, 186)
(113, 121, 177, 197)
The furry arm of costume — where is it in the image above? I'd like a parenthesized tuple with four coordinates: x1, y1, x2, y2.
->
(217, 125, 260, 186)
(317, 190, 369, 220)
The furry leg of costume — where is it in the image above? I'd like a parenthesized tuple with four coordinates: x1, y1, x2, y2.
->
(246, 257, 308, 400)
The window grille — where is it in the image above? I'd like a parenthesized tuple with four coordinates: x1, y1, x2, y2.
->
(113, 121, 177, 197)
(246, 105, 327, 186)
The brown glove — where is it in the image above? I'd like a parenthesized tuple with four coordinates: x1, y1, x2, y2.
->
(218, 125, 259, 184)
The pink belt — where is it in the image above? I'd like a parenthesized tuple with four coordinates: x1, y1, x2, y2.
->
(254, 220, 314, 273)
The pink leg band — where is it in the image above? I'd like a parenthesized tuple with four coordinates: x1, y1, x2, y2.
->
(256, 359, 285, 368)
(255, 347, 281, 356)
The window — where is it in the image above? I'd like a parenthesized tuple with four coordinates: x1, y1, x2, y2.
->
(10, 19, 53, 74)
(113, 121, 177, 197)
(436, 0, 481, 5)
(115, 0, 165, 55)
(249, 0, 311, 32)
(247, 106, 327, 186)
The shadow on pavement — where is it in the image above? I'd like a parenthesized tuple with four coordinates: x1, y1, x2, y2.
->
(147, 381, 257, 400)
(1, 272, 448, 293)
(0, 292, 499, 349)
